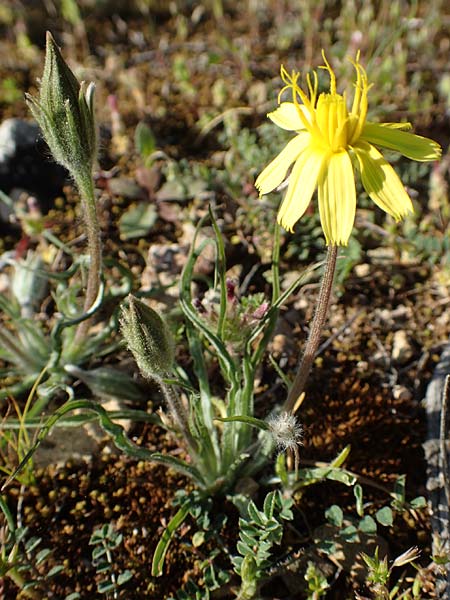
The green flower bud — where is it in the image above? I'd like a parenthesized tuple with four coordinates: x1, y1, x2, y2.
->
(120, 295, 174, 381)
(26, 31, 97, 180)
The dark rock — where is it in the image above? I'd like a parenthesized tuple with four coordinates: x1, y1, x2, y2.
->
(424, 342, 450, 598)
(0, 118, 67, 224)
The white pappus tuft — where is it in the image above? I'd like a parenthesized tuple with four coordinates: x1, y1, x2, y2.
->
(267, 412, 303, 452)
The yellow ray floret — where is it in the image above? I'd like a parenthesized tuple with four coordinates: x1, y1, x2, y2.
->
(255, 52, 441, 246)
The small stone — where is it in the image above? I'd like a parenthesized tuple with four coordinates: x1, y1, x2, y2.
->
(391, 330, 414, 364)
(356, 360, 369, 373)
(378, 309, 394, 325)
(271, 333, 289, 356)
(372, 350, 389, 367)
(392, 384, 413, 401)
(377, 305, 410, 325)
(74, 500, 86, 512)
(108, 176, 146, 200)
(354, 263, 370, 277)
(34, 423, 102, 468)
(367, 247, 396, 263)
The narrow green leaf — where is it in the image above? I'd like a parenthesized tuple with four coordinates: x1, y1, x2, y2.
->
(247, 501, 264, 526)
(98, 581, 115, 593)
(151, 505, 190, 576)
(263, 491, 276, 519)
(208, 206, 227, 340)
(189, 392, 219, 476)
(48, 565, 64, 577)
(1, 408, 162, 430)
(354, 484, 364, 517)
(15, 527, 29, 544)
(150, 453, 205, 486)
(179, 219, 236, 385)
(274, 453, 289, 488)
(247, 261, 321, 361)
(392, 475, 406, 505)
(295, 466, 356, 489)
(0, 496, 16, 533)
(325, 469, 356, 486)
(330, 445, 351, 468)
(25, 536, 41, 553)
(35, 548, 51, 564)
(92, 546, 107, 560)
(214, 415, 269, 431)
(2, 400, 204, 491)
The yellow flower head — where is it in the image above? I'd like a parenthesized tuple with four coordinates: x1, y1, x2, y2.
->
(255, 52, 441, 246)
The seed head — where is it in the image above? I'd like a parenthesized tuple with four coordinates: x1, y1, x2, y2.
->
(392, 546, 421, 568)
(268, 412, 303, 452)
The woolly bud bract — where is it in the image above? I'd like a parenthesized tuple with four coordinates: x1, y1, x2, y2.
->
(26, 31, 97, 181)
(120, 295, 174, 381)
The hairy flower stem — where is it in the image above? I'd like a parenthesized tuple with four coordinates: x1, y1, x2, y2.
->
(161, 382, 198, 452)
(284, 244, 338, 413)
(75, 174, 102, 342)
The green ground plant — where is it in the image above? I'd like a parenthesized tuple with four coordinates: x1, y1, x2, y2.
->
(0, 7, 446, 597)
(0, 495, 65, 599)
(89, 523, 133, 598)
(231, 490, 294, 600)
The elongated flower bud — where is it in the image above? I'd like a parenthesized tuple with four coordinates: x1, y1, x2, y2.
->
(26, 31, 97, 181)
(120, 295, 174, 381)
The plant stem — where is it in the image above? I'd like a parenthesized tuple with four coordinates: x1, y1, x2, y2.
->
(284, 245, 338, 413)
(440, 375, 450, 510)
(160, 381, 198, 452)
(74, 173, 102, 341)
